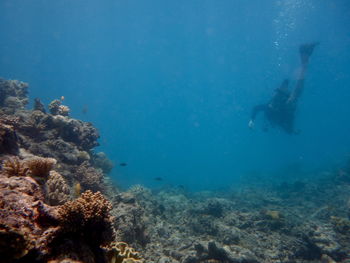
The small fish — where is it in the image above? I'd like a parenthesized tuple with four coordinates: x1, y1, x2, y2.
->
(154, 177, 163, 181)
(119, 162, 127, 167)
(60, 96, 65, 101)
(82, 105, 88, 114)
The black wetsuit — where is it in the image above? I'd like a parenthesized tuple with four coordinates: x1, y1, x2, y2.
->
(251, 79, 303, 134)
(250, 43, 318, 134)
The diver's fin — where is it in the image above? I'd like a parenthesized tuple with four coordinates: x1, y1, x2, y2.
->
(299, 42, 319, 65)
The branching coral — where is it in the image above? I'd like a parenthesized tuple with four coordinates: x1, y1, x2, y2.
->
(45, 170, 70, 206)
(58, 190, 115, 246)
(102, 242, 143, 263)
(1, 156, 29, 177)
(25, 157, 57, 178)
(75, 161, 104, 191)
(49, 99, 70, 116)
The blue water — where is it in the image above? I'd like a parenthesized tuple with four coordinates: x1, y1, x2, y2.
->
(1, 0, 350, 191)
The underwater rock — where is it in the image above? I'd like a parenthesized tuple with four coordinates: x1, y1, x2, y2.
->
(193, 241, 259, 263)
(112, 192, 149, 247)
(51, 115, 99, 151)
(92, 151, 114, 174)
(0, 78, 28, 113)
(0, 172, 56, 262)
(34, 98, 46, 113)
(0, 115, 19, 155)
(307, 224, 341, 258)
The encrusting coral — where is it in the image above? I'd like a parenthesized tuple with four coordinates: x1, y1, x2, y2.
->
(58, 190, 115, 246)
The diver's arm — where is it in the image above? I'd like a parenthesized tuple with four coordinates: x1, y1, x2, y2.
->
(251, 104, 268, 120)
(249, 104, 267, 129)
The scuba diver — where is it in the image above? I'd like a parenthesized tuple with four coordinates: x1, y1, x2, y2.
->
(248, 43, 318, 134)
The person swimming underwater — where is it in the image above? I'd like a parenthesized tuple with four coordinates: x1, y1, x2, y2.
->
(248, 42, 318, 134)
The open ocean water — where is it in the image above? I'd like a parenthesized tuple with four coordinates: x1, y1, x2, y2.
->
(1, 0, 350, 191)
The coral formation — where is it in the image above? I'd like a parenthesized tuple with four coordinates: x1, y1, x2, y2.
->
(49, 99, 70, 116)
(0, 172, 53, 262)
(34, 97, 46, 113)
(75, 161, 104, 191)
(1, 156, 29, 177)
(92, 151, 114, 174)
(0, 78, 28, 113)
(26, 157, 57, 179)
(46, 170, 70, 205)
(102, 242, 143, 263)
(58, 190, 115, 246)
(3, 76, 350, 263)
(0, 116, 19, 154)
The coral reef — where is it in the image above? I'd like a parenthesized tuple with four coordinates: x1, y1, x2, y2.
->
(46, 170, 70, 205)
(26, 157, 57, 180)
(0, 77, 136, 263)
(92, 151, 114, 174)
(0, 115, 19, 155)
(0, 78, 28, 113)
(34, 98, 46, 113)
(0, 169, 136, 263)
(0, 171, 54, 262)
(102, 242, 143, 263)
(75, 161, 104, 191)
(58, 190, 115, 246)
(49, 99, 70, 116)
(3, 76, 350, 263)
(1, 156, 29, 177)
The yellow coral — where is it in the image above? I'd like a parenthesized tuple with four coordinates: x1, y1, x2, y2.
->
(102, 242, 143, 263)
(264, 210, 281, 220)
(73, 182, 81, 199)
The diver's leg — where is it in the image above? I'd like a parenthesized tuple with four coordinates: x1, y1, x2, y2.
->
(300, 42, 319, 66)
(288, 42, 318, 103)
